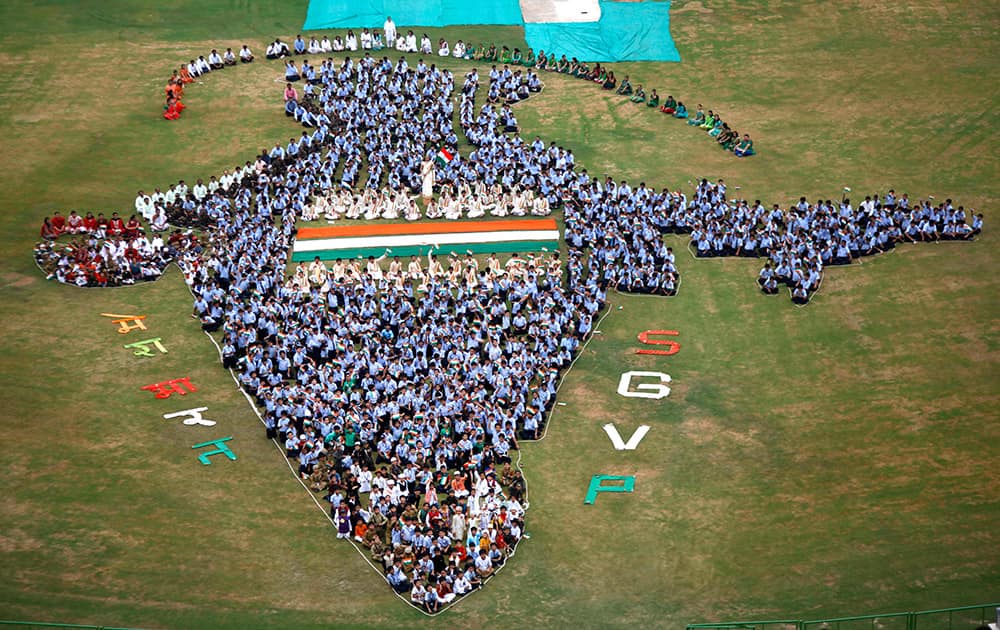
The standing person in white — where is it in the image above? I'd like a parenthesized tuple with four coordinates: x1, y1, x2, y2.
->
(420, 157, 435, 202)
(383, 16, 397, 50)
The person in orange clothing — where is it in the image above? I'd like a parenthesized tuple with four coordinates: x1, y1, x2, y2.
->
(166, 72, 184, 99)
(163, 94, 185, 120)
(178, 65, 194, 84)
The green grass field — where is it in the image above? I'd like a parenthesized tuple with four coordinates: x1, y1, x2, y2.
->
(1, 1, 998, 628)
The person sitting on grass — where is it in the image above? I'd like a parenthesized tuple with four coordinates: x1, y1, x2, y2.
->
(534, 50, 546, 69)
(791, 283, 810, 305)
(699, 110, 716, 130)
(708, 118, 725, 138)
(602, 70, 617, 90)
(163, 93, 185, 120)
(510, 48, 522, 64)
(239, 44, 254, 63)
(195, 55, 211, 75)
(659, 94, 676, 114)
(616, 75, 633, 96)
(556, 54, 569, 73)
(208, 49, 224, 70)
(688, 103, 705, 125)
(717, 126, 738, 150)
(673, 101, 688, 118)
(266, 39, 288, 59)
(284, 59, 300, 82)
(734, 133, 754, 157)
(40, 216, 62, 240)
(499, 46, 512, 64)
(438, 39, 450, 57)
(646, 89, 660, 108)
(521, 48, 535, 67)
(223, 47, 237, 66)
(630, 85, 646, 104)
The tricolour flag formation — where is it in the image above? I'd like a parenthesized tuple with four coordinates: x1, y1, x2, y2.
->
(291, 218, 560, 262)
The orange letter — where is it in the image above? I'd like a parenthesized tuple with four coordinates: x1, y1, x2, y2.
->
(636, 330, 680, 356)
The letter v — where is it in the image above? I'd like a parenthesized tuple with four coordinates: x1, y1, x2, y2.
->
(602, 423, 651, 451)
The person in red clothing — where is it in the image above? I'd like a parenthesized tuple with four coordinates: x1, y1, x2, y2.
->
(123, 214, 143, 239)
(82, 212, 97, 233)
(107, 212, 125, 237)
(49, 211, 66, 234)
(40, 217, 61, 240)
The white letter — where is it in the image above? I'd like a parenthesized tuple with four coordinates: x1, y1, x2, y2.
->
(602, 423, 651, 450)
(617, 371, 671, 400)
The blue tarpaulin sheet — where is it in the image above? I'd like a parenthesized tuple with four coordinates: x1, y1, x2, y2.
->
(303, 0, 523, 30)
(302, 0, 680, 62)
(524, 1, 680, 62)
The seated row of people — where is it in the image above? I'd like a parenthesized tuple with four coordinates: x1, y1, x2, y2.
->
(593, 72, 757, 157)
(288, 249, 560, 297)
(277, 32, 484, 61)
(41, 211, 145, 240)
(35, 229, 203, 288)
(301, 182, 553, 223)
(163, 45, 254, 119)
(682, 104, 755, 156)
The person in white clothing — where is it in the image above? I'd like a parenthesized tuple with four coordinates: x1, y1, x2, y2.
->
(320, 35, 332, 52)
(383, 16, 397, 47)
(438, 39, 450, 57)
(345, 30, 358, 51)
(135, 191, 153, 220)
(360, 29, 372, 50)
(420, 158, 435, 201)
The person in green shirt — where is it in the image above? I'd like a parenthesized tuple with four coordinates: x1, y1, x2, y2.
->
(555, 54, 568, 72)
(500, 46, 512, 64)
(659, 94, 676, 114)
(718, 127, 739, 150)
(630, 85, 646, 103)
(699, 110, 716, 129)
(510, 47, 523, 64)
(646, 89, 660, 108)
(535, 50, 547, 69)
(522, 48, 535, 66)
(484, 44, 498, 61)
(616, 75, 634, 96)
(734, 133, 755, 157)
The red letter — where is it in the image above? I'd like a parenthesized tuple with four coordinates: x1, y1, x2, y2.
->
(636, 330, 680, 356)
